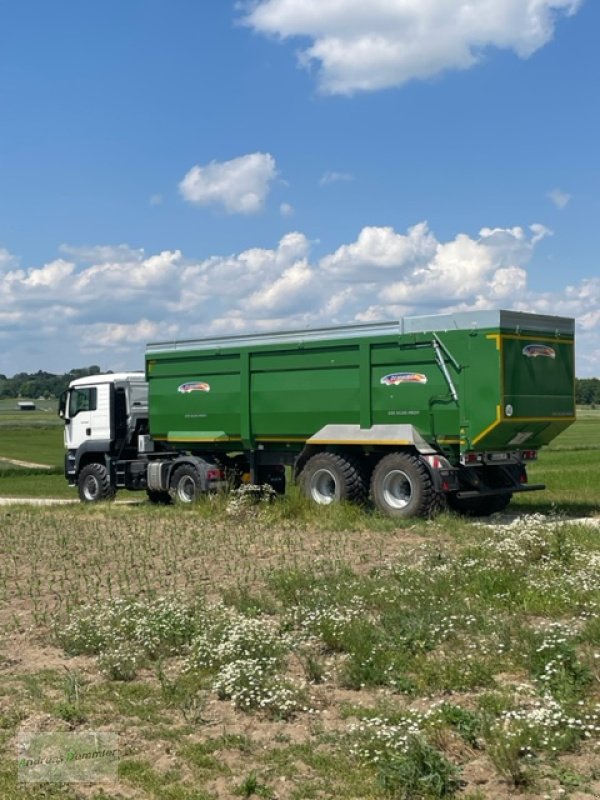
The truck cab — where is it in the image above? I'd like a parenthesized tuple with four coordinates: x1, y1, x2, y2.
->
(59, 372, 225, 502)
(59, 373, 149, 499)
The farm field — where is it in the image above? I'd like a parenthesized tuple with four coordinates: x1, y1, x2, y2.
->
(0, 411, 598, 799)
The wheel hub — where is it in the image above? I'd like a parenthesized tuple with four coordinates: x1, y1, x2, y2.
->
(177, 475, 197, 503)
(309, 468, 337, 505)
(381, 469, 413, 510)
(82, 475, 100, 501)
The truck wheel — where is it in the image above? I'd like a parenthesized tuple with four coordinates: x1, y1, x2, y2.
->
(146, 489, 172, 505)
(370, 452, 439, 519)
(170, 464, 203, 504)
(78, 463, 115, 502)
(300, 453, 366, 506)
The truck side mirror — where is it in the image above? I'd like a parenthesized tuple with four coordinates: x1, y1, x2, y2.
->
(58, 391, 67, 419)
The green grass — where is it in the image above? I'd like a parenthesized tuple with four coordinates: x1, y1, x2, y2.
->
(0, 470, 74, 498)
(0, 413, 68, 495)
(0, 425, 64, 465)
(512, 448, 600, 515)
(0, 396, 62, 427)
(546, 408, 600, 451)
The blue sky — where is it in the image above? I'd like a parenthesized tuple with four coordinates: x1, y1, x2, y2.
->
(1, 0, 598, 376)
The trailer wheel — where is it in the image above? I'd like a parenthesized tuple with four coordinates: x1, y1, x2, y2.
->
(170, 464, 203, 504)
(300, 453, 366, 506)
(370, 452, 439, 519)
(146, 489, 172, 505)
(78, 463, 115, 503)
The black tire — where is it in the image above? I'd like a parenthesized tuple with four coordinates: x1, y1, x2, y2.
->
(370, 452, 440, 519)
(300, 452, 367, 506)
(448, 493, 512, 517)
(78, 463, 115, 503)
(146, 489, 172, 505)
(169, 464, 203, 505)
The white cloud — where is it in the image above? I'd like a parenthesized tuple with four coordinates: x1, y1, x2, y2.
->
(319, 171, 354, 186)
(59, 244, 144, 263)
(179, 152, 277, 214)
(246, 260, 317, 314)
(280, 202, 295, 217)
(1, 223, 598, 376)
(244, 0, 582, 94)
(79, 319, 179, 352)
(23, 259, 76, 289)
(0, 248, 19, 272)
(322, 222, 438, 278)
(548, 188, 571, 209)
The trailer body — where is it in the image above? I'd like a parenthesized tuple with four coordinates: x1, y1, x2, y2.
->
(60, 310, 575, 517)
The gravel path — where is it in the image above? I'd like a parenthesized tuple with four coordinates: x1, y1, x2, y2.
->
(0, 456, 54, 469)
(0, 497, 77, 506)
(0, 497, 143, 506)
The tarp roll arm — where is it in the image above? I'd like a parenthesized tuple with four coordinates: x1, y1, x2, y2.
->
(432, 333, 461, 371)
(432, 336, 459, 403)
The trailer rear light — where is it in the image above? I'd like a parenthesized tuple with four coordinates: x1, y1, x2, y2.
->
(461, 452, 483, 465)
(206, 467, 225, 481)
(521, 450, 537, 461)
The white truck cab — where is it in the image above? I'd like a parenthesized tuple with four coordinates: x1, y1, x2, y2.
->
(59, 372, 150, 500)
(59, 372, 225, 503)
(60, 373, 148, 452)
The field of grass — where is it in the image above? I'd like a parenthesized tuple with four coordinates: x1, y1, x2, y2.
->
(0, 409, 598, 798)
(546, 408, 600, 451)
(0, 499, 598, 799)
(0, 396, 62, 427)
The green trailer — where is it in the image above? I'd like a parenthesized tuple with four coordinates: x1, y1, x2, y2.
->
(139, 309, 574, 517)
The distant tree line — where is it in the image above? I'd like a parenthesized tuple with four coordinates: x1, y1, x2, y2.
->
(576, 377, 600, 406)
(0, 367, 102, 399)
(0, 367, 598, 403)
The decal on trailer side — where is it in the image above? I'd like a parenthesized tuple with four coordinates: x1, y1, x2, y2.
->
(522, 344, 556, 359)
(381, 372, 428, 386)
(178, 382, 211, 393)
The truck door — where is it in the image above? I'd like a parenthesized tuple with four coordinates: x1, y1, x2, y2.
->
(64, 383, 112, 450)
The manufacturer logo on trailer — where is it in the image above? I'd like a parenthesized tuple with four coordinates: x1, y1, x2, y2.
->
(522, 344, 556, 359)
(177, 382, 211, 393)
(381, 372, 428, 386)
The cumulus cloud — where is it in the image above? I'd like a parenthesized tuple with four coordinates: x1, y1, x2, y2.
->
(243, 0, 582, 94)
(79, 319, 179, 352)
(179, 152, 277, 214)
(1, 223, 598, 375)
(322, 222, 438, 278)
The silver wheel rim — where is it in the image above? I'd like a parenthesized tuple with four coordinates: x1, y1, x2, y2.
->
(177, 475, 197, 503)
(309, 468, 337, 505)
(381, 469, 413, 510)
(82, 475, 100, 501)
